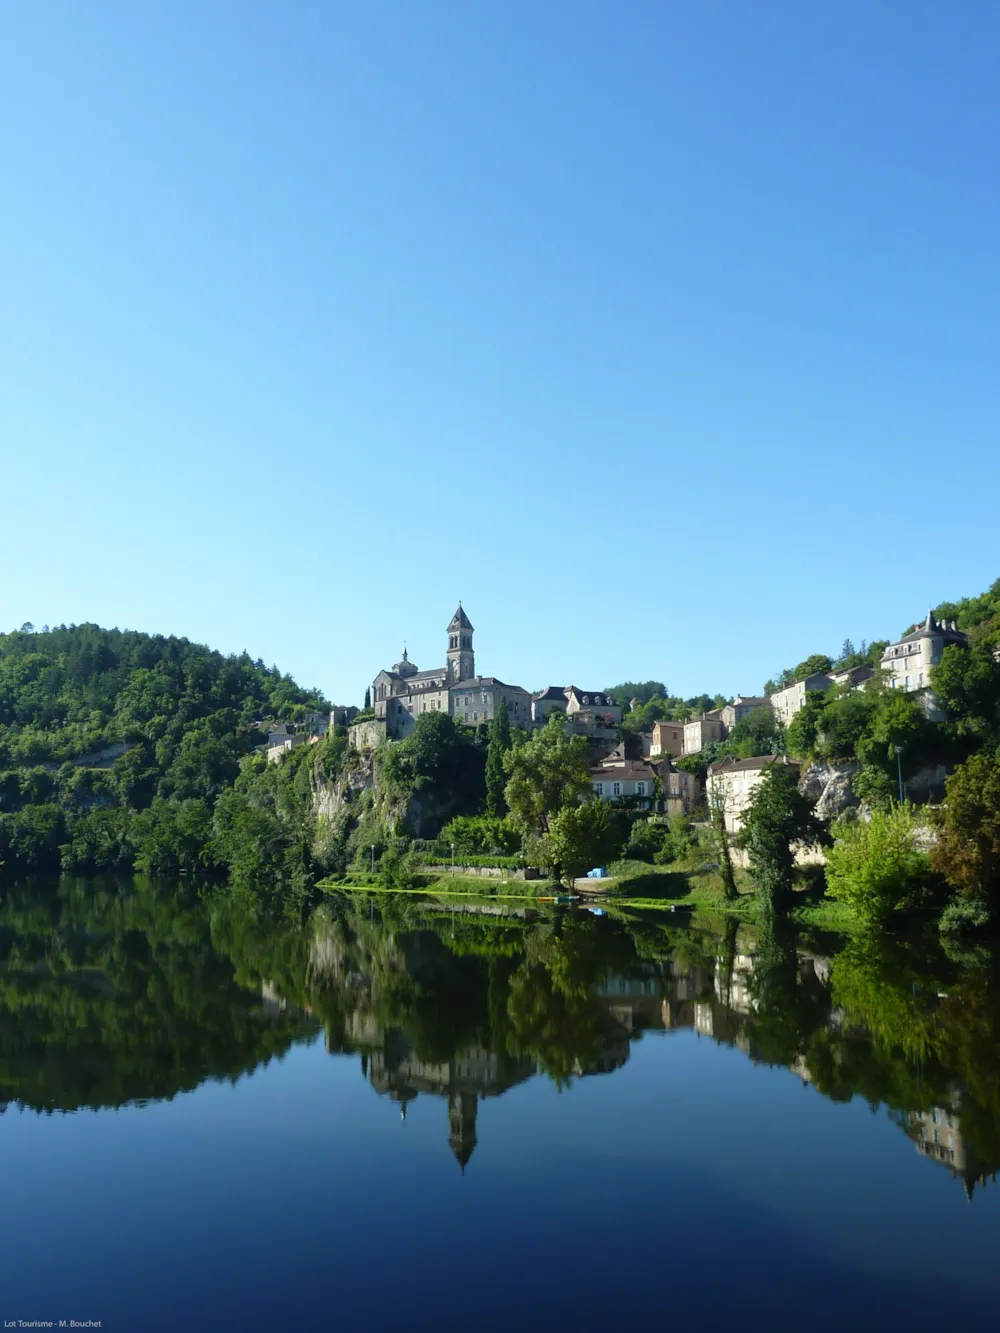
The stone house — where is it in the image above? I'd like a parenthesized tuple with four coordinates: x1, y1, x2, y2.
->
(683, 710, 726, 755)
(767, 673, 835, 727)
(589, 756, 658, 809)
(450, 677, 533, 729)
(649, 720, 684, 757)
(267, 732, 307, 764)
(706, 754, 801, 837)
(564, 687, 622, 727)
(533, 686, 620, 728)
(300, 710, 331, 737)
(532, 685, 570, 722)
(720, 696, 768, 730)
(827, 665, 875, 691)
(658, 756, 702, 815)
(880, 611, 967, 695)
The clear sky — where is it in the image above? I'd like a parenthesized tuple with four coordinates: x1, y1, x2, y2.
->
(2, 2, 998, 706)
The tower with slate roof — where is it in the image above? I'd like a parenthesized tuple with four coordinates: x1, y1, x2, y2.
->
(446, 603, 475, 684)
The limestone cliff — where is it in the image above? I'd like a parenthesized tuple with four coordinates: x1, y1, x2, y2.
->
(309, 739, 468, 858)
(799, 760, 861, 820)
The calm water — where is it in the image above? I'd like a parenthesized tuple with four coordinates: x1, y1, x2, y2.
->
(2, 880, 1000, 1331)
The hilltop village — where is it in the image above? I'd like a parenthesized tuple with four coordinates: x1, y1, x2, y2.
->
(264, 601, 973, 840)
(1, 581, 996, 932)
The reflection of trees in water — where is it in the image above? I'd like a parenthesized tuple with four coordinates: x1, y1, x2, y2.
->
(5, 880, 1000, 1194)
(0, 878, 316, 1113)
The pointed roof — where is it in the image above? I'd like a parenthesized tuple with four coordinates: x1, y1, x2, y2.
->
(448, 603, 474, 633)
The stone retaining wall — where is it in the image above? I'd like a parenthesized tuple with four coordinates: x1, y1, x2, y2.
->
(419, 863, 541, 881)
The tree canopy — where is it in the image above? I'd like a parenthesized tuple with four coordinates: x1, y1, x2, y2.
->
(503, 714, 592, 835)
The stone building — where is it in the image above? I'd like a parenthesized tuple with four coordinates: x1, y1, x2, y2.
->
(827, 665, 875, 691)
(767, 672, 835, 727)
(683, 710, 726, 755)
(532, 685, 621, 728)
(706, 754, 802, 837)
(589, 755, 658, 808)
(658, 756, 702, 815)
(880, 611, 968, 696)
(720, 696, 769, 730)
(649, 720, 684, 757)
(370, 606, 532, 739)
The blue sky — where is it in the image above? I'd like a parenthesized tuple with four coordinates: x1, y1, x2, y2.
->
(3, 2, 998, 705)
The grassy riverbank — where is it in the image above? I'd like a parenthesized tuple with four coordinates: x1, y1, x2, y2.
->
(317, 869, 543, 900)
(581, 861, 861, 933)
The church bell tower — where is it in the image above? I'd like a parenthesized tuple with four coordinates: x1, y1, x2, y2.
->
(446, 604, 475, 684)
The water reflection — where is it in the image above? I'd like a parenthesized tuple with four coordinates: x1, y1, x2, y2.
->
(0, 877, 317, 1112)
(2, 880, 999, 1198)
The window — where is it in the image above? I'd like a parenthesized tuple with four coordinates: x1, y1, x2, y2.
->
(613, 782, 621, 797)
(595, 783, 604, 796)
(637, 782, 646, 796)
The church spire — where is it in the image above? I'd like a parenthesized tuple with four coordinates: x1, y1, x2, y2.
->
(446, 604, 475, 684)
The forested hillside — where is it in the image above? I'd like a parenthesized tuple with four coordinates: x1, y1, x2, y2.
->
(0, 624, 328, 877)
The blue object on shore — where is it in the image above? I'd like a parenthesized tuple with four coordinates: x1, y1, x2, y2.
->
(586, 867, 606, 878)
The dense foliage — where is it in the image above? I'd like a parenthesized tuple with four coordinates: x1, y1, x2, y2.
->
(605, 681, 727, 733)
(931, 751, 1000, 913)
(0, 623, 327, 880)
(738, 764, 829, 915)
(826, 805, 933, 926)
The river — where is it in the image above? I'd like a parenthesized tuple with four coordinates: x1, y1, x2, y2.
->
(1, 878, 999, 1330)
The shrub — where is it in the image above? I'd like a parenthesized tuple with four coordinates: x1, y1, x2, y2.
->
(377, 842, 418, 891)
(826, 804, 930, 926)
(439, 814, 522, 858)
(939, 896, 994, 937)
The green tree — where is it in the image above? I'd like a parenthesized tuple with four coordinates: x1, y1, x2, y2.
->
(726, 706, 786, 759)
(364, 686, 371, 710)
(816, 690, 877, 760)
(855, 689, 930, 780)
(793, 653, 833, 680)
(786, 691, 829, 759)
(0, 803, 66, 871)
(826, 805, 932, 926)
(528, 800, 622, 885)
(932, 641, 1000, 744)
(503, 714, 592, 834)
(130, 797, 217, 876)
(485, 697, 512, 817)
(708, 784, 739, 901)
(931, 751, 1000, 909)
(439, 814, 521, 857)
(738, 763, 828, 915)
(382, 712, 486, 814)
(604, 681, 667, 708)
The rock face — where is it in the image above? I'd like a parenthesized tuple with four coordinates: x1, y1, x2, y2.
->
(309, 744, 461, 843)
(799, 760, 860, 820)
(312, 749, 376, 825)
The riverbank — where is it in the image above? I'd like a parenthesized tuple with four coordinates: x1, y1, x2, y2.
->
(574, 861, 861, 933)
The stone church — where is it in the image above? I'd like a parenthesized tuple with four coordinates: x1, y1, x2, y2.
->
(371, 605, 533, 739)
